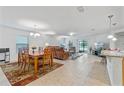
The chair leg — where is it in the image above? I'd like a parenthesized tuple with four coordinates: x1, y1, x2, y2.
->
(28, 63, 31, 71)
(18, 62, 20, 67)
(42, 60, 45, 73)
(20, 62, 23, 69)
(51, 56, 53, 67)
(23, 63, 27, 72)
(19, 62, 25, 73)
(49, 60, 52, 69)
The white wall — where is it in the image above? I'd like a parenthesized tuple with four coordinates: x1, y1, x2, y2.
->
(76, 33, 110, 49)
(55, 32, 110, 52)
(29, 35, 59, 49)
(0, 25, 123, 62)
(0, 26, 29, 62)
(0, 26, 58, 62)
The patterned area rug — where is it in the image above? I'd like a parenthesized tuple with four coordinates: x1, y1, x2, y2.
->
(0, 62, 63, 86)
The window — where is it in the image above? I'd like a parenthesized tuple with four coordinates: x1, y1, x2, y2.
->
(16, 36, 29, 53)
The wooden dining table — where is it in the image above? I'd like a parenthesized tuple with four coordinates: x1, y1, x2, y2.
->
(29, 51, 53, 76)
(29, 52, 44, 76)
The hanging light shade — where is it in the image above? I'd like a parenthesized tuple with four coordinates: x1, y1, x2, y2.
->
(45, 43, 49, 46)
(30, 32, 34, 36)
(112, 37, 117, 41)
(107, 14, 114, 39)
(29, 25, 41, 37)
(107, 35, 114, 39)
(34, 33, 40, 37)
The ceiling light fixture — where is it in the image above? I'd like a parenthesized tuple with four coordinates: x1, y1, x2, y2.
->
(30, 32, 34, 36)
(30, 25, 40, 38)
(34, 33, 40, 37)
(77, 6, 84, 13)
(107, 14, 114, 39)
(69, 32, 75, 36)
(45, 43, 49, 46)
(112, 37, 117, 41)
(108, 35, 114, 39)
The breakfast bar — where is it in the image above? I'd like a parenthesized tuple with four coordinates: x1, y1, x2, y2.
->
(101, 50, 124, 85)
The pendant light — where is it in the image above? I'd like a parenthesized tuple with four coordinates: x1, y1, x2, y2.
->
(30, 32, 33, 36)
(30, 25, 40, 37)
(112, 37, 117, 41)
(107, 15, 114, 39)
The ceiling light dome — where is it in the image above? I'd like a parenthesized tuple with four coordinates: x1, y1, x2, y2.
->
(30, 32, 34, 36)
(107, 35, 114, 39)
(77, 6, 84, 13)
(112, 37, 117, 41)
(34, 33, 40, 37)
(107, 14, 115, 40)
(45, 43, 49, 46)
(69, 32, 75, 36)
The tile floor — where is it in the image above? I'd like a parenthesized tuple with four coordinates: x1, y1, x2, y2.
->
(0, 54, 111, 86)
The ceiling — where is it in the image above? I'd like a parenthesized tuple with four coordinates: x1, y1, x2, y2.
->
(0, 6, 124, 36)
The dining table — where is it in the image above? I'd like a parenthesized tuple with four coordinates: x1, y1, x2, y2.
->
(29, 51, 53, 77)
(29, 52, 44, 77)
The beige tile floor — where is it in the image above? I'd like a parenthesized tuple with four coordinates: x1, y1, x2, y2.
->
(0, 54, 111, 86)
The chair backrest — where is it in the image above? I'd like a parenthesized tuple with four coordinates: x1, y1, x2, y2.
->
(18, 48, 29, 64)
(18, 49, 23, 63)
(23, 48, 29, 54)
(43, 49, 52, 59)
(21, 53, 29, 63)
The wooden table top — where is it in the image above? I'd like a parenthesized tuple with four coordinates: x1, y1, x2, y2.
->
(29, 51, 44, 57)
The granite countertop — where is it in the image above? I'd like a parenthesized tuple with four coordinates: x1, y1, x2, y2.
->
(101, 50, 124, 58)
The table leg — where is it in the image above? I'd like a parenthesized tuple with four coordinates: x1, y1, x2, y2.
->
(34, 56, 38, 76)
(51, 55, 53, 66)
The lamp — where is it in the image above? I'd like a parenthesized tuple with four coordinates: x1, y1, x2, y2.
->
(30, 25, 40, 37)
(45, 43, 49, 46)
(30, 32, 34, 36)
(107, 15, 114, 39)
(107, 35, 114, 39)
(112, 37, 117, 41)
(69, 32, 75, 36)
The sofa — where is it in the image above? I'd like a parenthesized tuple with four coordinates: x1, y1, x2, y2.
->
(45, 46, 69, 60)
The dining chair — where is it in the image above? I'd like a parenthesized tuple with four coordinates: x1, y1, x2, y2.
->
(19, 52, 27, 72)
(18, 48, 24, 66)
(18, 48, 32, 72)
(24, 52, 38, 72)
(42, 49, 53, 72)
(28, 54, 38, 72)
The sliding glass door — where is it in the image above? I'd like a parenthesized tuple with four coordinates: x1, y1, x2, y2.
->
(79, 40, 88, 52)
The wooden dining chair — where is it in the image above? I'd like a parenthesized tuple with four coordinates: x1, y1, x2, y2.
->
(18, 48, 32, 72)
(42, 49, 53, 72)
(28, 54, 38, 72)
(23, 53, 37, 72)
(18, 48, 23, 66)
(19, 53, 27, 72)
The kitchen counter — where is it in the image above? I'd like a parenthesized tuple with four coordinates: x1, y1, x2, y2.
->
(101, 50, 124, 86)
(101, 50, 124, 57)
